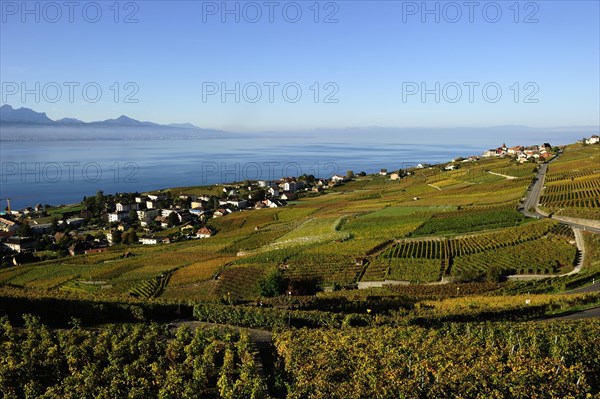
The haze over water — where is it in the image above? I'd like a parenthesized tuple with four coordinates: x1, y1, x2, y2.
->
(1, 136, 484, 209)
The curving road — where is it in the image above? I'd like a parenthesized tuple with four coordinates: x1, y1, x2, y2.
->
(514, 154, 599, 299)
(519, 155, 600, 234)
(547, 306, 600, 321)
(567, 281, 600, 294)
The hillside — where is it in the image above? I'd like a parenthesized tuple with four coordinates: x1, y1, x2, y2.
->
(1, 143, 598, 301)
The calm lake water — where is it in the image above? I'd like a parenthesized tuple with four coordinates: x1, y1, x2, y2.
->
(1, 136, 487, 209)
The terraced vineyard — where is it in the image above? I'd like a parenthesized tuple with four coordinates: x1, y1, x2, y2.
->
(369, 220, 577, 282)
(540, 176, 600, 209)
(487, 164, 537, 178)
(544, 168, 599, 183)
(452, 237, 577, 276)
(212, 265, 267, 299)
(411, 205, 527, 236)
(283, 253, 364, 286)
(219, 221, 298, 254)
(129, 271, 172, 299)
(540, 144, 600, 218)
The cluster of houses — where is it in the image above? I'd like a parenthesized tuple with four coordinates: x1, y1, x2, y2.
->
(0, 214, 112, 264)
(578, 135, 600, 145)
(103, 175, 350, 245)
(0, 215, 86, 251)
(0, 174, 353, 262)
(482, 142, 555, 162)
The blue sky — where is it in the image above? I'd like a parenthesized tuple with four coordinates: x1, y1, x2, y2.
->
(1, 0, 599, 131)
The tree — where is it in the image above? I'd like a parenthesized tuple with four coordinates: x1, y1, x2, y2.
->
(113, 230, 123, 244)
(122, 229, 138, 244)
(249, 189, 265, 201)
(129, 210, 139, 222)
(168, 212, 180, 227)
(299, 174, 315, 183)
(95, 191, 105, 215)
(207, 197, 218, 210)
(51, 217, 59, 233)
(18, 222, 33, 237)
(258, 269, 285, 297)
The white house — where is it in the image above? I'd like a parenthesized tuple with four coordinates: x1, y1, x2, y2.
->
(214, 208, 230, 217)
(65, 217, 85, 227)
(137, 209, 160, 221)
(139, 236, 159, 245)
(262, 199, 284, 208)
(268, 187, 280, 197)
(0, 217, 19, 234)
(147, 194, 167, 201)
(108, 212, 129, 223)
(259, 180, 279, 189)
(179, 194, 198, 201)
(191, 201, 204, 209)
(227, 199, 248, 209)
(196, 227, 213, 239)
(2, 237, 35, 253)
(31, 223, 52, 234)
(331, 175, 346, 183)
(587, 135, 599, 144)
(280, 192, 297, 201)
(161, 209, 175, 217)
(116, 203, 139, 212)
(283, 181, 298, 192)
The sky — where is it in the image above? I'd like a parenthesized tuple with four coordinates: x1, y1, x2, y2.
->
(1, 0, 599, 131)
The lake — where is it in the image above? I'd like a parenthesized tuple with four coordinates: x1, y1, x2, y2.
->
(0, 135, 488, 209)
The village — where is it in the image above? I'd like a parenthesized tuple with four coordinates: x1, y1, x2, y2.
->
(0, 173, 356, 266)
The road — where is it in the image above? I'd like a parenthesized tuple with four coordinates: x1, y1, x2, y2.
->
(567, 281, 600, 294)
(511, 155, 600, 292)
(520, 162, 549, 219)
(547, 306, 600, 321)
(519, 155, 600, 234)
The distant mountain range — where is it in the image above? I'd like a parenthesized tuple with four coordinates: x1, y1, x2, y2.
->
(0, 104, 201, 129)
(1, 104, 597, 145)
(0, 104, 234, 141)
